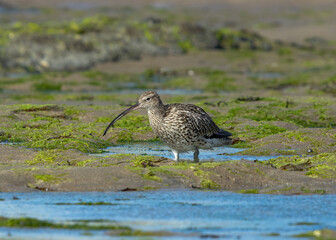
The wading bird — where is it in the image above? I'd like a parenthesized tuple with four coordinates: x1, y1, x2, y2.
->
(103, 91, 232, 162)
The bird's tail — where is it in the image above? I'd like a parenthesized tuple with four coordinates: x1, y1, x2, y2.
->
(206, 129, 232, 139)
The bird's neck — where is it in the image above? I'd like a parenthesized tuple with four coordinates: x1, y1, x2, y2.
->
(148, 103, 166, 119)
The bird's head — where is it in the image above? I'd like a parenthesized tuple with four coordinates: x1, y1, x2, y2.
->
(103, 91, 162, 136)
(138, 91, 162, 110)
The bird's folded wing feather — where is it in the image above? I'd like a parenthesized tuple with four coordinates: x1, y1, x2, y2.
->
(165, 104, 223, 137)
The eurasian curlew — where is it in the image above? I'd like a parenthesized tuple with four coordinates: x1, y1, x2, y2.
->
(103, 91, 233, 162)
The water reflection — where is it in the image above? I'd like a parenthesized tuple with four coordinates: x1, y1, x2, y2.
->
(97, 142, 282, 161)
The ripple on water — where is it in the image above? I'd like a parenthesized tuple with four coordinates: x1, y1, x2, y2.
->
(0, 191, 335, 239)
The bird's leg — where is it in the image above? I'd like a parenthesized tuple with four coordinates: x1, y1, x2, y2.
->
(193, 147, 199, 163)
(172, 149, 180, 161)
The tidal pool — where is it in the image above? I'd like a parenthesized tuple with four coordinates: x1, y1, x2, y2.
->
(0, 190, 335, 239)
(97, 142, 279, 161)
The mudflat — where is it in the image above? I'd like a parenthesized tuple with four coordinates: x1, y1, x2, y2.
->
(0, 0, 335, 194)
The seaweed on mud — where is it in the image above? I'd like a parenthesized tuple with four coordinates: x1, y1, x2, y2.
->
(0, 13, 287, 72)
(162, 162, 221, 189)
(132, 155, 156, 168)
(293, 228, 336, 239)
(1, 104, 110, 153)
(265, 153, 336, 178)
(215, 28, 272, 51)
(33, 82, 62, 92)
(236, 96, 263, 102)
(142, 170, 162, 182)
(200, 69, 236, 92)
(0, 216, 132, 231)
(164, 77, 194, 89)
(12, 104, 63, 113)
(111, 115, 151, 133)
(25, 150, 59, 165)
(237, 189, 260, 194)
(219, 99, 336, 128)
(243, 123, 287, 138)
(34, 173, 68, 184)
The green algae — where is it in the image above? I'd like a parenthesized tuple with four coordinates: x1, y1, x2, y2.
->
(0, 217, 55, 228)
(25, 150, 59, 165)
(170, 162, 220, 189)
(238, 189, 260, 194)
(243, 123, 287, 138)
(300, 187, 327, 194)
(277, 47, 293, 56)
(306, 165, 336, 179)
(34, 173, 68, 184)
(255, 167, 267, 176)
(3, 15, 282, 73)
(142, 170, 162, 182)
(150, 167, 188, 179)
(266, 153, 336, 178)
(284, 131, 309, 142)
(216, 98, 336, 129)
(143, 186, 159, 190)
(252, 72, 311, 89)
(0, 104, 110, 153)
(201, 69, 236, 92)
(124, 155, 160, 181)
(112, 115, 151, 133)
(132, 155, 156, 168)
(293, 228, 336, 239)
(76, 159, 94, 167)
(0, 17, 335, 189)
(178, 40, 194, 53)
(126, 156, 224, 187)
(215, 28, 272, 51)
(164, 77, 194, 89)
(0, 16, 115, 45)
(33, 82, 62, 92)
(112, 130, 134, 142)
(0, 216, 131, 231)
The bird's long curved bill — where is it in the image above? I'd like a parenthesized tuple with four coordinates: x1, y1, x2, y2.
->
(103, 103, 140, 136)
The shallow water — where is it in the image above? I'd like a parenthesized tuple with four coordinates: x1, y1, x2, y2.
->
(97, 142, 280, 161)
(0, 190, 335, 239)
(247, 72, 283, 79)
(0, 73, 31, 78)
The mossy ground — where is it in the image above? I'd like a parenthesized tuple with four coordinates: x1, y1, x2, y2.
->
(0, 0, 335, 194)
(0, 66, 335, 193)
(265, 153, 336, 179)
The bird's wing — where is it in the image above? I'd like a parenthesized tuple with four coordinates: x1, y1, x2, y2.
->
(164, 104, 226, 137)
(206, 129, 232, 139)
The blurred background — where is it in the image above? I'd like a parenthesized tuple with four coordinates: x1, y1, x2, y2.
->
(0, 0, 335, 91)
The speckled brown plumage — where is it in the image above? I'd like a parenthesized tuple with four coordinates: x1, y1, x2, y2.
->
(104, 91, 232, 162)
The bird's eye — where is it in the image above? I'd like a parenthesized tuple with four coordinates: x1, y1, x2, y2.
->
(146, 97, 151, 101)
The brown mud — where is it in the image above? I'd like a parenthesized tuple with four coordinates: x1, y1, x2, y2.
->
(0, 0, 335, 194)
(0, 144, 334, 194)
